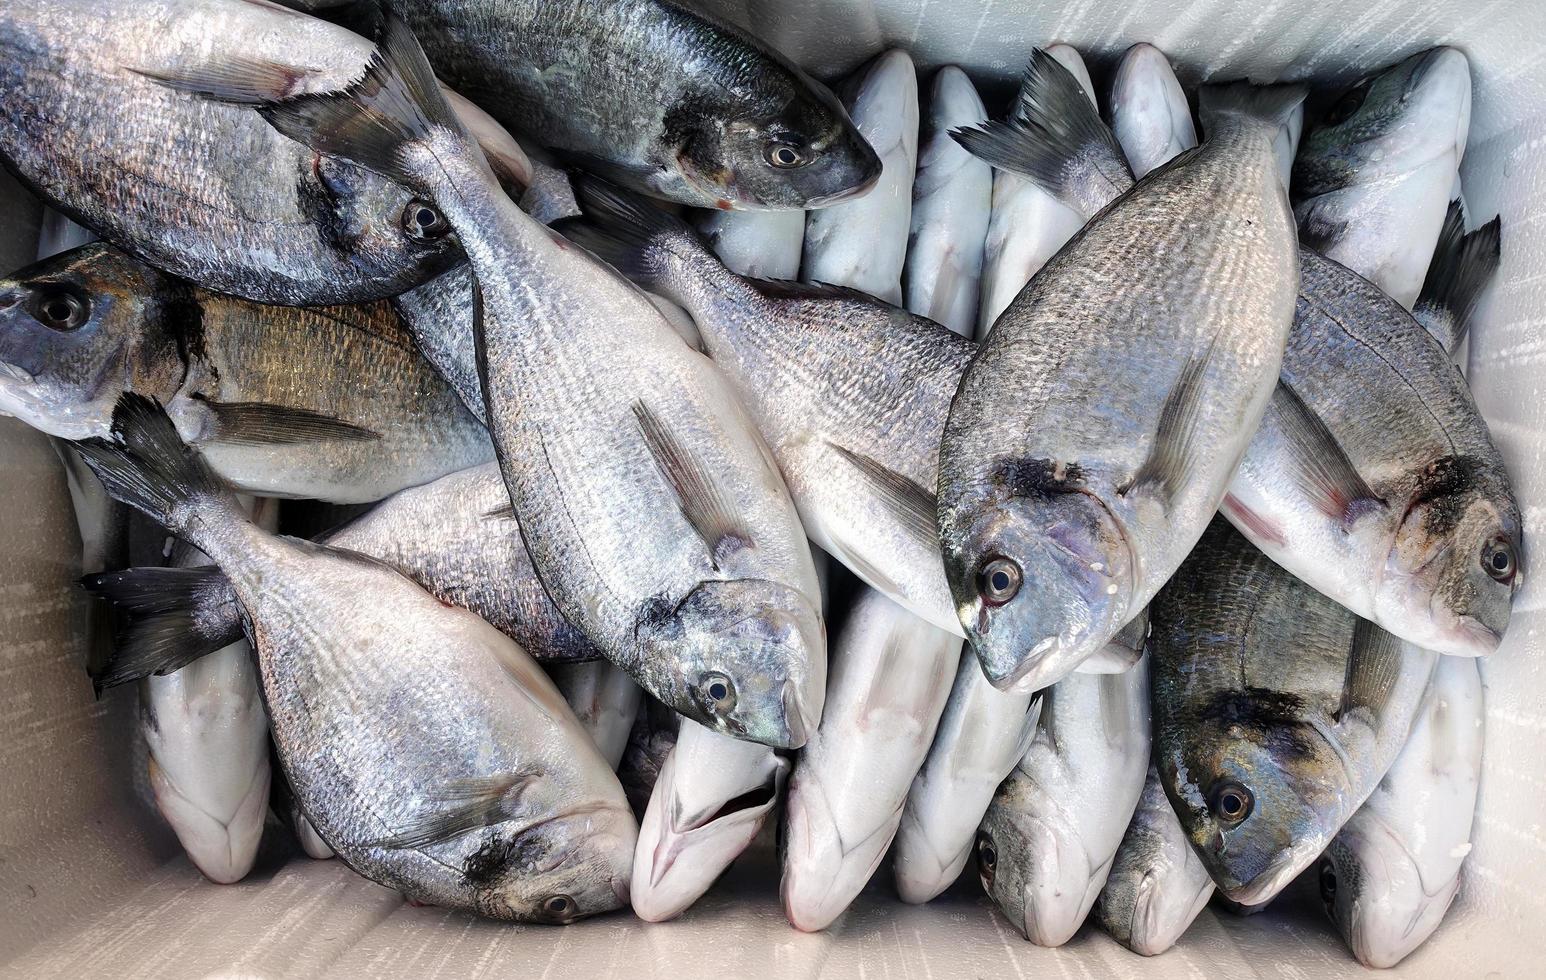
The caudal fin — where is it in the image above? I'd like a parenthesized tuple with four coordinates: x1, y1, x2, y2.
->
(557, 177, 711, 297)
(1414, 201, 1502, 354)
(82, 566, 245, 691)
(951, 48, 1134, 219)
(1198, 82, 1307, 135)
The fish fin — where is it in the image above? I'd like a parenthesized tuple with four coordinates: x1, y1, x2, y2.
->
(557, 177, 704, 294)
(951, 49, 1133, 218)
(468, 279, 495, 425)
(749, 278, 883, 305)
(1414, 204, 1501, 354)
(252, 13, 467, 187)
(826, 443, 939, 549)
(632, 401, 750, 569)
(367, 772, 537, 850)
(1119, 344, 1213, 505)
(1197, 82, 1307, 134)
(1297, 205, 1348, 253)
(1268, 381, 1384, 526)
(1338, 619, 1405, 724)
(822, 536, 907, 601)
(81, 566, 244, 692)
(192, 395, 380, 446)
(130, 57, 322, 105)
(561, 151, 661, 191)
(71, 393, 239, 540)
(481, 502, 516, 521)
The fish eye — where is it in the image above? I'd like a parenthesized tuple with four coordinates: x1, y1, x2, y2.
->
(1323, 80, 1372, 127)
(540, 894, 577, 922)
(30, 285, 90, 331)
(978, 556, 1022, 606)
(1210, 781, 1254, 825)
(1318, 861, 1338, 907)
(1482, 536, 1517, 584)
(975, 833, 998, 882)
(402, 199, 451, 242)
(698, 671, 737, 714)
(763, 141, 809, 169)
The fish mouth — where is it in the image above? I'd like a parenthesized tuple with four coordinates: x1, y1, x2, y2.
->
(780, 778, 902, 932)
(804, 169, 881, 208)
(1223, 836, 1328, 906)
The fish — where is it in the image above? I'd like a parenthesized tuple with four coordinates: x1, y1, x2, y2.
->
(1412, 200, 1502, 357)
(1094, 766, 1216, 956)
(974, 657, 1151, 946)
(76, 393, 637, 922)
(215, 18, 826, 748)
(905, 66, 992, 338)
(1108, 44, 1197, 179)
(390, 0, 879, 210)
(976, 44, 1097, 337)
(548, 661, 644, 771)
(941, 54, 1304, 692)
(1148, 518, 1438, 906)
(618, 700, 682, 818)
(631, 718, 788, 922)
(271, 758, 336, 860)
(781, 588, 960, 932)
(699, 209, 805, 281)
(0, 243, 493, 503)
(85, 463, 604, 690)
(801, 50, 919, 305)
(0, 0, 534, 305)
(1318, 655, 1482, 969)
(1293, 48, 1472, 309)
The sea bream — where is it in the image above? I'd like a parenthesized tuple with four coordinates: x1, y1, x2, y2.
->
(548, 661, 643, 771)
(1108, 44, 1197, 179)
(77, 394, 637, 923)
(699, 208, 804, 281)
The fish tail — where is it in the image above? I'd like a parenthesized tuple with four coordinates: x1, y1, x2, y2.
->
(1415, 201, 1501, 354)
(1198, 82, 1307, 135)
(559, 177, 711, 299)
(81, 566, 244, 692)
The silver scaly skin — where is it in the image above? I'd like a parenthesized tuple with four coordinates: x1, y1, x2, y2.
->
(0, 0, 531, 305)
(0, 244, 493, 503)
(1148, 519, 1438, 907)
(548, 661, 644, 771)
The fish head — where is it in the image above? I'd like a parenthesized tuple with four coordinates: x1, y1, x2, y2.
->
(637, 578, 826, 749)
(0, 244, 182, 440)
(475, 804, 638, 924)
(974, 766, 1095, 945)
(943, 476, 1134, 694)
(309, 156, 462, 278)
(1380, 459, 1522, 656)
(1293, 47, 1471, 197)
(1160, 691, 1352, 906)
(1318, 822, 1461, 969)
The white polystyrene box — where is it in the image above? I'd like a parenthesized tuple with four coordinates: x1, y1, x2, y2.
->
(1, 1, 1542, 976)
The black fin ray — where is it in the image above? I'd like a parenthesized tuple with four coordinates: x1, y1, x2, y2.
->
(1119, 342, 1215, 505)
(194, 396, 380, 445)
(367, 772, 537, 850)
(632, 401, 749, 569)
(827, 442, 939, 549)
(1269, 380, 1384, 526)
(1413, 202, 1502, 354)
(558, 177, 703, 292)
(81, 566, 244, 691)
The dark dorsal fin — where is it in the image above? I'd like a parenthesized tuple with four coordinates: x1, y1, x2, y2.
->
(1119, 342, 1214, 505)
(366, 772, 538, 851)
(633, 401, 749, 569)
(1413, 203, 1502, 354)
(827, 442, 939, 549)
(1268, 380, 1384, 526)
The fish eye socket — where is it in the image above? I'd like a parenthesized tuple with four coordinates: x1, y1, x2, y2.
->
(1482, 537, 1517, 584)
(1318, 862, 1338, 906)
(763, 141, 809, 169)
(978, 557, 1022, 606)
(540, 894, 576, 921)
(975, 834, 997, 880)
(1324, 80, 1372, 126)
(402, 199, 451, 242)
(698, 671, 737, 714)
(1210, 781, 1254, 825)
(31, 286, 89, 331)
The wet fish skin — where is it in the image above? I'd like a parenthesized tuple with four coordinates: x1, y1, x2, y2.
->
(906, 66, 992, 338)
(0, 244, 493, 502)
(1293, 47, 1472, 309)
(1149, 519, 1438, 907)
(1319, 655, 1482, 969)
(395, 0, 878, 210)
(1108, 44, 1197, 179)
(699, 209, 805, 280)
(975, 658, 1150, 946)
(548, 661, 644, 770)
(619, 700, 682, 818)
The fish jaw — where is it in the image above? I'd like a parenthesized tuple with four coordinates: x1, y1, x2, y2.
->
(1324, 815, 1463, 969)
(1013, 817, 1112, 947)
(780, 772, 902, 932)
(1219, 834, 1329, 906)
(1123, 866, 1216, 956)
(892, 805, 971, 905)
(148, 754, 270, 884)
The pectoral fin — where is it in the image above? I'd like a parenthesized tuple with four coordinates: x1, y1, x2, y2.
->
(1269, 380, 1383, 526)
(368, 772, 537, 850)
(828, 443, 939, 550)
(1120, 345, 1213, 505)
(633, 401, 749, 568)
(194, 395, 379, 446)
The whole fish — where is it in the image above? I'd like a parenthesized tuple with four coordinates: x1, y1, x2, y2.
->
(221, 19, 826, 748)
(905, 66, 991, 337)
(0, 244, 493, 502)
(1293, 48, 1472, 309)
(802, 50, 919, 305)
(1319, 655, 1483, 969)
(1108, 44, 1197, 179)
(975, 658, 1150, 946)
(619, 701, 682, 818)
(1149, 519, 1438, 906)
(700, 210, 805, 280)
(976, 44, 1097, 337)
(392, 0, 878, 209)
(548, 661, 643, 770)
(1095, 766, 1216, 956)
(78, 394, 636, 922)
(632, 718, 788, 922)
(87, 463, 603, 690)
(781, 589, 959, 932)
(942, 55, 1304, 692)
(0, 0, 532, 305)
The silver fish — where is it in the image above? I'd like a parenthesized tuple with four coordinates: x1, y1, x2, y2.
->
(1318, 655, 1483, 969)
(1149, 518, 1438, 907)
(1095, 766, 1215, 956)
(943, 56, 1304, 692)
(632, 718, 788, 922)
(781, 588, 959, 932)
(77, 395, 636, 922)
(802, 50, 919, 306)
(0, 0, 531, 305)
(394, 0, 878, 209)
(906, 66, 991, 337)
(619, 700, 682, 818)
(699, 209, 805, 281)
(0, 244, 493, 502)
(1108, 44, 1197, 179)
(1293, 48, 1472, 309)
(975, 657, 1151, 946)
(548, 661, 644, 771)
(228, 20, 825, 748)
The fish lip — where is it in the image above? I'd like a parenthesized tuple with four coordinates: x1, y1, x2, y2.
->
(804, 169, 881, 208)
(1222, 837, 1327, 906)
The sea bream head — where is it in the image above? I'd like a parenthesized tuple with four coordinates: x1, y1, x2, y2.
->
(1317, 819, 1461, 969)
(0, 244, 184, 440)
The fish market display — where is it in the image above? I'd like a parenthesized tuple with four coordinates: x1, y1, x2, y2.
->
(905, 66, 991, 337)
(549, 661, 644, 771)
(1149, 519, 1438, 906)
(942, 54, 1304, 692)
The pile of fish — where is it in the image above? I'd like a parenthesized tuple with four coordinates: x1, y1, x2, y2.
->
(0, 0, 1517, 969)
